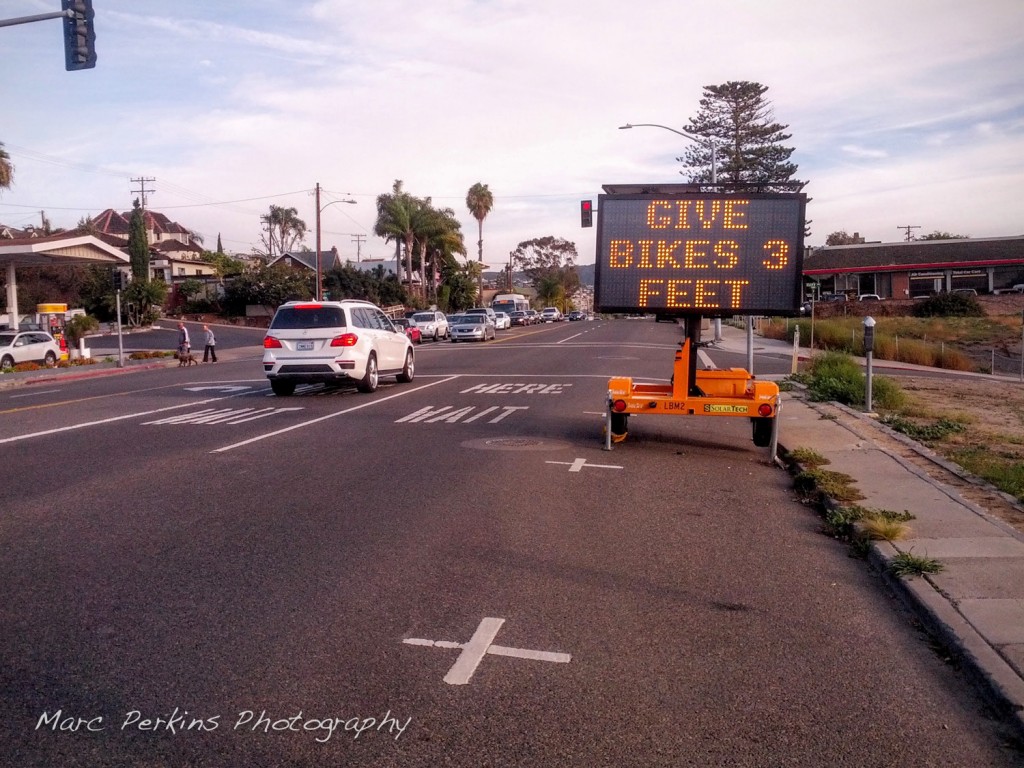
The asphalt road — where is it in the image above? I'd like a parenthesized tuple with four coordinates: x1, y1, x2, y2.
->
(2, 318, 1020, 767)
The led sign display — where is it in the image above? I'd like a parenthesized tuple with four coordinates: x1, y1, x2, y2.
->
(594, 192, 806, 316)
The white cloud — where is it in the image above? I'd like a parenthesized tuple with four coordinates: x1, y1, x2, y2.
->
(1, 0, 1023, 259)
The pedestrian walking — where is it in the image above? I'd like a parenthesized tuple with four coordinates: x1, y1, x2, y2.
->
(202, 324, 217, 363)
(177, 322, 191, 357)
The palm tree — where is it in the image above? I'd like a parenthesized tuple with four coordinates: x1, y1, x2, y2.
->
(413, 204, 465, 302)
(374, 180, 419, 295)
(0, 142, 14, 192)
(261, 205, 307, 257)
(465, 182, 493, 301)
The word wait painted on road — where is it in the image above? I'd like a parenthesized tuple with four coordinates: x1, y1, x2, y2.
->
(396, 405, 527, 424)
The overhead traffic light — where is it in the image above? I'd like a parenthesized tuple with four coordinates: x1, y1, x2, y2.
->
(580, 200, 593, 228)
(62, 0, 96, 71)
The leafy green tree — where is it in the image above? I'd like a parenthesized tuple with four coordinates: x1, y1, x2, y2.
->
(466, 182, 493, 299)
(0, 141, 13, 191)
(680, 81, 801, 187)
(323, 263, 407, 307)
(825, 231, 865, 246)
(127, 199, 150, 283)
(222, 263, 313, 316)
(918, 231, 969, 240)
(123, 277, 168, 327)
(511, 236, 579, 310)
(204, 251, 245, 280)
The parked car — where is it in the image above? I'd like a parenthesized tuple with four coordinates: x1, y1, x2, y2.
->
(509, 310, 530, 327)
(449, 313, 495, 342)
(493, 311, 512, 330)
(525, 309, 540, 325)
(567, 310, 585, 321)
(952, 288, 978, 297)
(262, 300, 414, 396)
(393, 317, 423, 344)
(409, 310, 449, 341)
(465, 307, 498, 325)
(820, 292, 848, 302)
(0, 330, 61, 371)
(857, 293, 881, 301)
(540, 307, 562, 322)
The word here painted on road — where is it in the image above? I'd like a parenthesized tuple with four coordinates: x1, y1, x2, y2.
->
(459, 382, 573, 395)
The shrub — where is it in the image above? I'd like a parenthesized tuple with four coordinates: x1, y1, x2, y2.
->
(912, 293, 984, 318)
(805, 351, 864, 404)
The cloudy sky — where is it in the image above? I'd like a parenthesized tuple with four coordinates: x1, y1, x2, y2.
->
(2, 0, 1022, 266)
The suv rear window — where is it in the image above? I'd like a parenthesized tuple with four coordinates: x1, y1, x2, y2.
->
(270, 305, 347, 330)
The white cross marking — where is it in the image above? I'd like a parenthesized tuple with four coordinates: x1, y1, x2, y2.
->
(545, 457, 623, 473)
(403, 617, 571, 685)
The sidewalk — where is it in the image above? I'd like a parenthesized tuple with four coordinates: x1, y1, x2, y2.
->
(715, 323, 1024, 735)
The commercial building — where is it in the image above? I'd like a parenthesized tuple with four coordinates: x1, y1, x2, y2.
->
(803, 236, 1024, 298)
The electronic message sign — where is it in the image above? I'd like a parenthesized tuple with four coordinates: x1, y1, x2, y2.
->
(594, 192, 806, 316)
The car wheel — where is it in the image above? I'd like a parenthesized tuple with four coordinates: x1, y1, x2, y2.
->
(270, 379, 296, 396)
(752, 417, 774, 447)
(397, 349, 415, 383)
(433, 330, 440, 342)
(0, 354, 14, 371)
(44, 351, 58, 367)
(357, 353, 379, 393)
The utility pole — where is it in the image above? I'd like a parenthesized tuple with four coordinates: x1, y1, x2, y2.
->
(897, 224, 920, 242)
(131, 177, 156, 210)
(351, 234, 366, 263)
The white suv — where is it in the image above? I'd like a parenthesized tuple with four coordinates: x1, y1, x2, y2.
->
(263, 300, 414, 396)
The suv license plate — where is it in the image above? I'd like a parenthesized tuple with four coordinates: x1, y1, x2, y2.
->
(297, 340, 314, 351)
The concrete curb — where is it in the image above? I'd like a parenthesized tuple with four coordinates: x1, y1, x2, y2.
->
(777, 404, 1024, 741)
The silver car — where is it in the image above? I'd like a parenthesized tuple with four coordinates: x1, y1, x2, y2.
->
(262, 300, 414, 396)
(449, 313, 495, 342)
(409, 310, 449, 341)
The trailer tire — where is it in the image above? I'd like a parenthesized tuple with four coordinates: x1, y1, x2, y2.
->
(752, 417, 773, 447)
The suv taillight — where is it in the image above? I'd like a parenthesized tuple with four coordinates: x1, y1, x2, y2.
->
(263, 336, 282, 349)
(331, 333, 358, 347)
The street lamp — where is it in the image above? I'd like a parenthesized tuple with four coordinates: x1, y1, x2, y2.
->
(618, 123, 718, 183)
(315, 182, 357, 300)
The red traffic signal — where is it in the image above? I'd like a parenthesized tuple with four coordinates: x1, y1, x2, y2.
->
(580, 200, 593, 228)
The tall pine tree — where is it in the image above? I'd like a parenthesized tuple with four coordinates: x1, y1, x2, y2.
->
(679, 81, 801, 189)
(127, 198, 150, 283)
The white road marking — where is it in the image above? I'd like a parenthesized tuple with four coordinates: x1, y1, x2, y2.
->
(404, 617, 571, 686)
(546, 457, 623, 473)
(212, 376, 458, 453)
(0, 394, 249, 445)
(184, 385, 253, 393)
(8, 389, 62, 398)
(144, 407, 303, 426)
(556, 333, 584, 344)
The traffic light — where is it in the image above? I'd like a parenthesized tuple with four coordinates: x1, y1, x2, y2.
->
(62, 0, 96, 71)
(112, 270, 123, 291)
(580, 200, 593, 228)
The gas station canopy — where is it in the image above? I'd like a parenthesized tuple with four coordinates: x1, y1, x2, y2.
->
(1, 233, 129, 328)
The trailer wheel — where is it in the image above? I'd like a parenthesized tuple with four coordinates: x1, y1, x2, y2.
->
(610, 412, 629, 438)
(752, 417, 773, 447)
